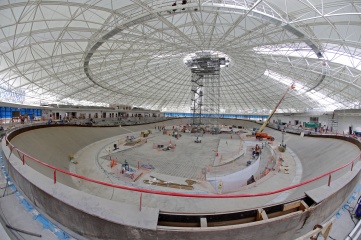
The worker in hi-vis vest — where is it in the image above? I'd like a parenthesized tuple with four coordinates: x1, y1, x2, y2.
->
(217, 180, 223, 194)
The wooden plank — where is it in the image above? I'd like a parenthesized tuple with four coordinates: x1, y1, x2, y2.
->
(133, 172, 143, 182)
(256, 208, 268, 221)
(283, 201, 301, 211)
(267, 208, 302, 219)
(256, 209, 262, 221)
(207, 217, 256, 227)
(321, 221, 333, 239)
(295, 218, 335, 240)
(299, 200, 309, 211)
(200, 218, 207, 228)
(267, 209, 299, 218)
(158, 221, 199, 227)
(283, 200, 309, 212)
(260, 209, 268, 220)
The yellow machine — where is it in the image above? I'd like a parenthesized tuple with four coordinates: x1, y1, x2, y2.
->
(257, 84, 295, 136)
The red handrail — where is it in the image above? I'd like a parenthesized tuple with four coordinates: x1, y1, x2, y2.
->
(4, 134, 361, 199)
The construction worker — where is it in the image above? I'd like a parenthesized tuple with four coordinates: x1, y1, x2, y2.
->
(217, 180, 223, 194)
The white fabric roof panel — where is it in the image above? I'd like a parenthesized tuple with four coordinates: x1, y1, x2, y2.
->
(0, 0, 360, 112)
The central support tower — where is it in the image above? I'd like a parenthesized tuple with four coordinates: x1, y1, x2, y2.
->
(185, 51, 229, 126)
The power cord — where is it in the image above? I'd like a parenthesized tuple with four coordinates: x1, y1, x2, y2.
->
(0, 186, 27, 240)
(344, 205, 358, 225)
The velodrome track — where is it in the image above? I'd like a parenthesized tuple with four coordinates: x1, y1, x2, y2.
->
(9, 119, 189, 188)
(8, 119, 361, 211)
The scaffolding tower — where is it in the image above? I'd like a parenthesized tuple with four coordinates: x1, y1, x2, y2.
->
(191, 73, 203, 125)
(202, 73, 220, 126)
(189, 53, 222, 127)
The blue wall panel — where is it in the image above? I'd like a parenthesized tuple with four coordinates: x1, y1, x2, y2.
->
(0, 106, 42, 119)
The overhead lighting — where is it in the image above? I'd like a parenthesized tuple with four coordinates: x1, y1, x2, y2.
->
(182, 0, 187, 10)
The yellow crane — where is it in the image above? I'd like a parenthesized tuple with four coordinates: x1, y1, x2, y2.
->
(257, 83, 295, 135)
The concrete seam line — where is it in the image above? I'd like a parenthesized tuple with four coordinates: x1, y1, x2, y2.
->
(0, 156, 75, 240)
(266, 147, 303, 204)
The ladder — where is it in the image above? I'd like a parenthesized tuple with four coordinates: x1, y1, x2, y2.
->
(328, 111, 338, 132)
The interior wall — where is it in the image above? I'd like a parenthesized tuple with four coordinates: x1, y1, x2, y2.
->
(335, 115, 361, 133)
(271, 112, 361, 133)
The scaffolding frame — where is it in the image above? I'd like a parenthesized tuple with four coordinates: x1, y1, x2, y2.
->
(190, 57, 221, 126)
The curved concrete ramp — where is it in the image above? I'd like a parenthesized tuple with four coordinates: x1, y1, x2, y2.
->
(9, 120, 360, 206)
(10, 126, 133, 187)
(4, 119, 361, 239)
(263, 127, 360, 201)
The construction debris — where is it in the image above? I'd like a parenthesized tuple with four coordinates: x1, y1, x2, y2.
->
(185, 179, 197, 185)
(143, 176, 194, 190)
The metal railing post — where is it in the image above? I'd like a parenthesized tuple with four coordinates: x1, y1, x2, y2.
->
(139, 193, 142, 211)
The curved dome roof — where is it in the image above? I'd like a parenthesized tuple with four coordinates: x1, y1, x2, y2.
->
(1, 0, 361, 113)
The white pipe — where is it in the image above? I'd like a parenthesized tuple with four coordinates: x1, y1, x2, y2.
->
(354, 229, 361, 240)
(345, 219, 361, 240)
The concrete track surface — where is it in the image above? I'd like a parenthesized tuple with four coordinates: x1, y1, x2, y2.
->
(9, 119, 360, 213)
(4, 118, 361, 240)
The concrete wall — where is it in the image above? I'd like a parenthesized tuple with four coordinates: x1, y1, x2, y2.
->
(2, 141, 160, 240)
(295, 161, 361, 237)
(335, 115, 361, 133)
(207, 155, 260, 193)
(206, 140, 277, 193)
(2, 126, 361, 240)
